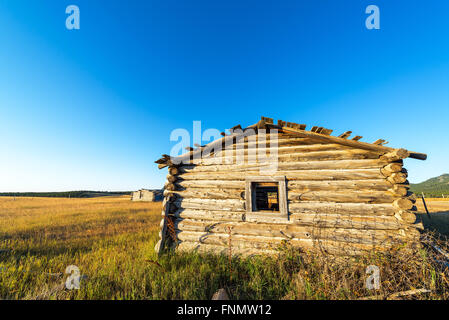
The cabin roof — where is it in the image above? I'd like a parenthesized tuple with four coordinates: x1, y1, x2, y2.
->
(155, 117, 427, 167)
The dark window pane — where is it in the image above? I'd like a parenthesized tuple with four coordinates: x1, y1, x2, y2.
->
(253, 183, 279, 212)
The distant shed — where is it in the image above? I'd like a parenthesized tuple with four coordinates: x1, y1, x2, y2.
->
(132, 189, 163, 202)
(154, 117, 427, 256)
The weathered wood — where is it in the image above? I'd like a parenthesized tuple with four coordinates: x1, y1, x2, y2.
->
(175, 219, 416, 244)
(213, 143, 354, 157)
(179, 159, 390, 173)
(172, 208, 407, 230)
(233, 136, 322, 147)
(288, 190, 396, 204)
(173, 198, 245, 212)
(173, 208, 243, 222)
(288, 202, 395, 216)
(394, 210, 417, 224)
(380, 149, 410, 162)
(280, 126, 392, 153)
(176, 230, 400, 250)
(157, 197, 171, 255)
(174, 179, 406, 192)
(380, 163, 403, 176)
(157, 120, 426, 257)
(166, 175, 177, 183)
(386, 172, 408, 184)
(339, 131, 352, 139)
(408, 152, 427, 160)
(393, 198, 414, 210)
(185, 149, 382, 166)
(179, 168, 386, 181)
(169, 188, 398, 204)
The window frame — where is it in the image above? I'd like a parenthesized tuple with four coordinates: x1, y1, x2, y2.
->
(245, 176, 288, 218)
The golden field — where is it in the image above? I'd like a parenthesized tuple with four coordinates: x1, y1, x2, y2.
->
(0, 196, 162, 299)
(1, 196, 449, 300)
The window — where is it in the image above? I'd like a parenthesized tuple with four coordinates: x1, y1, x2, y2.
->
(245, 176, 288, 218)
(253, 182, 279, 212)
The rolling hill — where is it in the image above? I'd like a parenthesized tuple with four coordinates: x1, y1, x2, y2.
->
(410, 174, 449, 197)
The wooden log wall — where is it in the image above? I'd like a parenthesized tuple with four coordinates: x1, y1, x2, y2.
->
(155, 132, 422, 256)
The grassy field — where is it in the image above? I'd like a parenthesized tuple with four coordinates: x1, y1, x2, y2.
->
(416, 199, 449, 236)
(1, 196, 449, 300)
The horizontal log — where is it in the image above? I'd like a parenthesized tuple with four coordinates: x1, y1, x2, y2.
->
(380, 149, 410, 162)
(179, 168, 386, 181)
(175, 219, 418, 245)
(173, 198, 245, 212)
(213, 143, 353, 158)
(178, 159, 389, 173)
(173, 209, 243, 222)
(186, 149, 382, 166)
(175, 180, 244, 190)
(288, 202, 395, 216)
(172, 207, 405, 230)
(173, 198, 401, 216)
(409, 152, 427, 161)
(253, 213, 402, 230)
(174, 179, 407, 194)
(177, 232, 396, 256)
(232, 137, 327, 148)
(168, 188, 398, 204)
(288, 190, 396, 204)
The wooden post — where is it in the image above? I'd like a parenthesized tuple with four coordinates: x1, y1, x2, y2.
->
(421, 193, 431, 220)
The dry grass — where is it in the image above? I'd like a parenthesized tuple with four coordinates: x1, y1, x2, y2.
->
(1, 196, 449, 300)
(0, 196, 162, 299)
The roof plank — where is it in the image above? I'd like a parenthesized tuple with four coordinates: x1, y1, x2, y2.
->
(339, 131, 352, 139)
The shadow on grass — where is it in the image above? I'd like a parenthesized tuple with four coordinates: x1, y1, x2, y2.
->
(418, 211, 449, 236)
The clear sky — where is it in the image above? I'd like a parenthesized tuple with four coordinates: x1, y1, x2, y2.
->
(0, 0, 448, 192)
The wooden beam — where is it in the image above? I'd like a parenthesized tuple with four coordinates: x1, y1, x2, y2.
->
(321, 128, 333, 135)
(338, 131, 352, 139)
(352, 136, 363, 141)
(279, 126, 392, 153)
(409, 152, 427, 160)
(261, 117, 273, 124)
(373, 139, 386, 145)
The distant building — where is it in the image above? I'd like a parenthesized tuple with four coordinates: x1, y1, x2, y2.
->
(132, 189, 163, 202)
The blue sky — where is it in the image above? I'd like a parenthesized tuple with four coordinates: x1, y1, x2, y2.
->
(0, 0, 448, 192)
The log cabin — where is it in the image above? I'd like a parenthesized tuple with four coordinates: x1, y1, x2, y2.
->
(154, 117, 427, 256)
